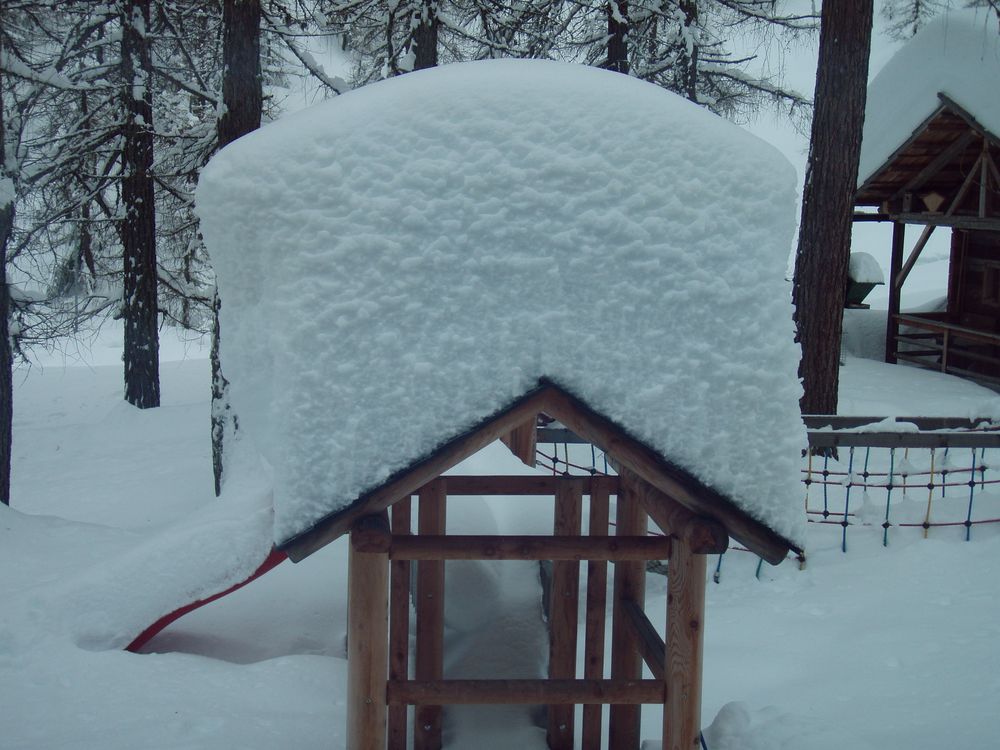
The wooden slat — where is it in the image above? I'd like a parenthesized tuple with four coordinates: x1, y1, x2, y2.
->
(663, 539, 707, 750)
(582, 485, 610, 750)
(347, 515, 390, 750)
(889, 129, 978, 203)
(617, 466, 727, 555)
(388, 679, 664, 706)
(414, 482, 446, 750)
(281, 386, 555, 561)
(500, 417, 538, 468)
(609, 487, 647, 750)
(389, 534, 670, 561)
(443, 474, 619, 496)
(622, 599, 665, 681)
(541, 386, 794, 564)
(388, 499, 412, 750)
(548, 479, 584, 750)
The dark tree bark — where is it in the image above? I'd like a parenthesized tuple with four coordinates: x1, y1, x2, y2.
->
(218, 0, 262, 145)
(0, 76, 14, 507)
(213, 0, 262, 495)
(121, 0, 160, 409)
(606, 2, 629, 74)
(792, 0, 873, 415)
(411, 0, 439, 70)
(677, 0, 699, 103)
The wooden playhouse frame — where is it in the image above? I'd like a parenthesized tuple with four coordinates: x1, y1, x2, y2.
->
(279, 382, 798, 750)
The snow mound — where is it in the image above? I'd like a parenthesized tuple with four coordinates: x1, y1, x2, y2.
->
(197, 59, 805, 549)
(0, 443, 275, 652)
(859, 10, 1000, 185)
(849, 252, 884, 285)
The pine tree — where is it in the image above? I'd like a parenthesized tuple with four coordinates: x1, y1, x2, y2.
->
(121, 0, 161, 409)
(792, 0, 874, 415)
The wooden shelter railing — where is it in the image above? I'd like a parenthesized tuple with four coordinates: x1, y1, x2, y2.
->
(892, 313, 1000, 386)
(346, 472, 720, 750)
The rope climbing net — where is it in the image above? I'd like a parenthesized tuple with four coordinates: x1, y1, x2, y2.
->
(535, 417, 1000, 581)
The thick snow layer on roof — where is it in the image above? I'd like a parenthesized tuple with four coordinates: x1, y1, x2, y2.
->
(197, 59, 805, 548)
(859, 10, 1000, 186)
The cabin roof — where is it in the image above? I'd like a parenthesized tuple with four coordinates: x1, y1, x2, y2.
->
(857, 10, 1000, 210)
(196, 59, 806, 554)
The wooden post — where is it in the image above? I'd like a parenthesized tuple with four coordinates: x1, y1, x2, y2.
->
(885, 221, 905, 364)
(582, 483, 610, 750)
(348, 514, 390, 750)
(663, 537, 707, 750)
(388, 498, 412, 750)
(609, 489, 647, 750)
(548, 478, 584, 750)
(415, 481, 446, 750)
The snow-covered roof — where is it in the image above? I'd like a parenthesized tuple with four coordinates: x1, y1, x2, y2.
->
(858, 10, 1000, 187)
(196, 59, 806, 549)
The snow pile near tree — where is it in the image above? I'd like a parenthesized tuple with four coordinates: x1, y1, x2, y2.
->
(858, 9, 1000, 185)
(197, 59, 805, 548)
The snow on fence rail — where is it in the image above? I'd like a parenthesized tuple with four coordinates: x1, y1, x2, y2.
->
(801, 416, 1000, 552)
(537, 417, 1000, 574)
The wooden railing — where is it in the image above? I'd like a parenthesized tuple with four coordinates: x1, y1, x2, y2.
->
(893, 313, 1000, 385)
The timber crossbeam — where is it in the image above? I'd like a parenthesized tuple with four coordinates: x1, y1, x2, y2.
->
(387, 679, 665, 705)
(388, 534, 671, 561)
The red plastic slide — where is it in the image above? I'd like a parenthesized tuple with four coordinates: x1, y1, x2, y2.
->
(126, 547, 288, 652)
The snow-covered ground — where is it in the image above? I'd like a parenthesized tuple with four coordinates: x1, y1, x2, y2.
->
(3, 325, 1000, 749)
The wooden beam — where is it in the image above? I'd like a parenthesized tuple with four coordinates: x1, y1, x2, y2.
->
(388, 499, 412, 750)
(623, 598, 665, 681)
(541, 386, 794, 564)
(500, 416, 538, 468)
(663, 539, 707, 750)
(889, 128, 977, 204)
(609, 486, 647, 750)
(895, 224, 936, 291)
(414, 482, 446, 750)
(582, 485, 610, 750)
(281, 386, 556, 561)
(885, 221, 905, 364)
(548, 478, 583, 750)
(388, 534, 670, 561)
(617, 466, 727, 555)
(890, 212, 1000, 231)
(443, 474, 619, 497)
(351, 511, 392, 553)
(347, 515, 390, 750)
(388, 679, 665, 706)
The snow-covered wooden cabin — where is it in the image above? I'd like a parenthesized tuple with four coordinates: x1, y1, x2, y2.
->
(197, 60, 806, 750)
(854, 12, 1000, 383)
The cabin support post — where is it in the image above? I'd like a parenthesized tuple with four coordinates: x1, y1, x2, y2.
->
(663, 537, 707, 750)
(415, 480, 447, 750)
(609, 487, 647, 750)
(547, 477, 584, 750)
(885, 221, 906, 364)
(348, 514, 391, 750)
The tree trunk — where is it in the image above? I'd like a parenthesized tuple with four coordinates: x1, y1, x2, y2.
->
(121, 0, 160, 409)
(678, 0, 699, 103)
(213, 0, 262, 495)
(411, 0, 439, 70)
(792, 0, 873, 415)
(607, 2, 629, 74)
(0, 79, 14, 506)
